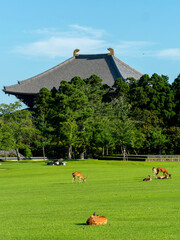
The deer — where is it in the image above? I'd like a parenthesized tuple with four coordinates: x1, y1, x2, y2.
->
(72, 172, 88, 183)
(143, 175, 152, 181)
(152, 167, 157, 176)
(157, 175, 168, 179)
(86, 212, 107, 225)
(156, 167, 172, 178)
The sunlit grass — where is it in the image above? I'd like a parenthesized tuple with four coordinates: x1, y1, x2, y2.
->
(0, 160, 180, 240)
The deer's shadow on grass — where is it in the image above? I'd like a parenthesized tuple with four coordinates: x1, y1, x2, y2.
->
(76, 223, 87, 226)
(52, 183, 72, 185)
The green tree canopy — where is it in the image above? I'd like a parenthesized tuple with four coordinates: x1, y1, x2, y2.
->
(0, 101, 36, 160)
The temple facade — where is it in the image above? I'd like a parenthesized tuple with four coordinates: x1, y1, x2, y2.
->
(3, 48, 143, 108)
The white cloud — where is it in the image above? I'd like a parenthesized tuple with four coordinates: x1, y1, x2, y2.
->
(14, 25, 107, 58)
(14, 37, 106, 58)
(156, 48, 180, 60)
(14, 25, 180, 61)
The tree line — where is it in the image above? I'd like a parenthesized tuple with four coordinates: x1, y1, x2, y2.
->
(0, 73, 179, 159)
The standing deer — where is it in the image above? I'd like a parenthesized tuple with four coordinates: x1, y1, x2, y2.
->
(156, 168, 172, 178)
(152, 167, 157, 176)
(143, 175, 152, 181)
(86, 212, 107, 225)
(72, 172, 88, 183)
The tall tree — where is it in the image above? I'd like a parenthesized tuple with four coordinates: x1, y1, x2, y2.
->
(0, 102, 36, 160)
(111, 99, 135, 160)
(34, 87, 54, 158)
(172, 74, 180, 126)
(50, 80, 92, 159)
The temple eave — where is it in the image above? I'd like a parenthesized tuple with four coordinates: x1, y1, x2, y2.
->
(4, 91, 37, 108)
(4, 90, 38, 95)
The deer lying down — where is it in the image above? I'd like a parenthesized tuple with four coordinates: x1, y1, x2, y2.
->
(157, 175, 168, 179)
(72, 172, 88, 183)
(143, 175, 152, 181)
(86, 212, 107, 225)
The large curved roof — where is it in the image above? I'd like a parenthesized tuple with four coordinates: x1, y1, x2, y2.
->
(3, 51, 143, 95)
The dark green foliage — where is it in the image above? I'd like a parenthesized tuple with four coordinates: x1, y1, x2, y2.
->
(1, 73, 180, 158)
(128, 73, 175, 123)
(23, 148, 33, 157)
(0, 101, 36, 159)
(172, 74, 180, 125)
(113, 77, 129, 98)
(32, 73, 180, 157)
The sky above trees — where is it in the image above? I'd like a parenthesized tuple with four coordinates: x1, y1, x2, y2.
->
(1, 0, 180, 105)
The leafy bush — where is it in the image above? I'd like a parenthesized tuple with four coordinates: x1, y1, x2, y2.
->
(24, 148, 33, 157)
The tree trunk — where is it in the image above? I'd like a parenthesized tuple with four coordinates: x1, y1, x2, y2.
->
(102, 147, 104, 156)
(16, 148, 21, 160)
(68, 145, 72, 159)
(134, 149, 137, 155)
(4, 150, 7, 161)
(42, 146, 46, 160)
(80, 151, 85, 159)
(106, 147, 109, 156)
(121, 146, 127, 161)
(159, 144, 162, 155)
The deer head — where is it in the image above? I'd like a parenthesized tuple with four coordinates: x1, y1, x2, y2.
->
(83, 175, 88, 182)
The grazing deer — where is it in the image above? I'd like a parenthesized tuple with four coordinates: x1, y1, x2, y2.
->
(157, 175, 168, 179)
(72, 172, 88, 183)
(143, 175, 152, 181)
(86, 212, 107, 225)
(156, 168, 172, 178)
(152, 167, 157, 176)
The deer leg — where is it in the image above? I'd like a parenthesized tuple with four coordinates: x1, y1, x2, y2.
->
(72, 177, 75, 183)
(75, 177, 77, 183)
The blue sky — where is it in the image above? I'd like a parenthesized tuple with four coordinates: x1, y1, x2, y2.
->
(1, 0, 180, 105)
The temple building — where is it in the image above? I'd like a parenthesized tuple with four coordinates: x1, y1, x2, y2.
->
(3, 48, 143, 108)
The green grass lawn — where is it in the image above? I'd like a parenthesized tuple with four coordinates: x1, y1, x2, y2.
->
(0, 160, 180, 240)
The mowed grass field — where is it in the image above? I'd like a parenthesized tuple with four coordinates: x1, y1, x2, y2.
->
(0, 160, 180, 240)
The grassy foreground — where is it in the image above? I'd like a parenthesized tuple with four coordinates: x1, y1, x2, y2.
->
(0, 160, 180, 240)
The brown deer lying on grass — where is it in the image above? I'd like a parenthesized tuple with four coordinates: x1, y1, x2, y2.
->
(143, 175, 152, 181)
(157, 175, 168, 179)
(72, 172, 88, 183)
(155, 167, 172, 178)
(86, 212, 107, 225)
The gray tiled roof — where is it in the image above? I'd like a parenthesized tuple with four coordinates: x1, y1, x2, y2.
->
(3, 53, 143, 95)
(113, 56, 143, 80)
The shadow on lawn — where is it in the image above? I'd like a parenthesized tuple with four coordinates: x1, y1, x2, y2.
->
(76, 223, 87, 226)
(49, 183, 71, 185)
(59, 183, 72, 185)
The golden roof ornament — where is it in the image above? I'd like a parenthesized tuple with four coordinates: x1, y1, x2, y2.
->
(73, 49, 80, 56)
(107, 48, 114, 55)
